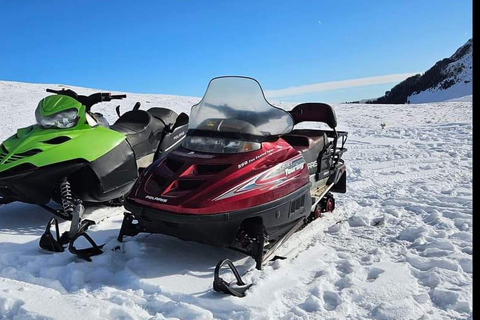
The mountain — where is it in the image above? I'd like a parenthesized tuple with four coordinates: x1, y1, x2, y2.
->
(367, 39, 472, 104)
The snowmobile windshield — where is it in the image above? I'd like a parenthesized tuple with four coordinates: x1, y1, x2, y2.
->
(188, 77, 294, 138)
(35, 108, 79, 129)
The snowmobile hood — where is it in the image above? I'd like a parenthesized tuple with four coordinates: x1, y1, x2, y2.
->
(0, 124, 125, 174)
(127, 138, 309, 215)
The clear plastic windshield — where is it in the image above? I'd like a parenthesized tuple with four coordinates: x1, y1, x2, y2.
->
(188, 77, 294, 137)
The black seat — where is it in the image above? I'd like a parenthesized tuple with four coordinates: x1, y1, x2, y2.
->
(111, 110, 166, 159)
(147, 108, 178, 127)
(283, 129, 328, 151)
(112, 110, 151, 136)
(174, 112, 189, 128)
(283, 129, 330, 176)
(289, 103, 337, 128)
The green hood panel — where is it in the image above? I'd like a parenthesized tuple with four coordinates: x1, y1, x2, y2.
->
(37, 95, 83, 116)
(0, 124, 126, 173)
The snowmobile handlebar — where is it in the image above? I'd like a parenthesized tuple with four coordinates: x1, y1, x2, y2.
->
(46, 88, 127, 111)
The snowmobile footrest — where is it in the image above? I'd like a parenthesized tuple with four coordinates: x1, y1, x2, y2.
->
(213, 259, 252, 298)
(117, 212, 141, 242)
(68, 232, 104, 262)
(39, 218, 65, 252)
(271, 255, 287, 261)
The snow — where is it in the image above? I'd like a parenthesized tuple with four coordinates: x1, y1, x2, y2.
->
(0, 80, 473, 319)
(408, 82, 472, 104)
(446, 95, 472, 103)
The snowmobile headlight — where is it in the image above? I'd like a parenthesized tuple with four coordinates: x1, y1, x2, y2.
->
(183, 136, 261, 154)
(35, 108, 79, 129)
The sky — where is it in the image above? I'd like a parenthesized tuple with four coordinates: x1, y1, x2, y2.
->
(0, 0, 472, 103)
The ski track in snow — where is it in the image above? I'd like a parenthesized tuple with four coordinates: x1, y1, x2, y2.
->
(0, 81, 473, 319)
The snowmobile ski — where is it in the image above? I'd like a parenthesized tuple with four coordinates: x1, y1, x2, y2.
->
(213, 259, 252, 297)
(212, 208, 354, 297)
(68, 232, 104, 262)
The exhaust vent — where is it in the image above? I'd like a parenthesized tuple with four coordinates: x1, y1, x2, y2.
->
(196, 164, 230, 175)
(0, 144, 8, 162)
(0, 147, 42, 165)
(289, 194, 305, 217)
(43, 136, 71, 144)
(165, 157, 184, 173)
(145, 173, 169, 194)
(177, 179, 205, 190)
(16, 149, 42, 157)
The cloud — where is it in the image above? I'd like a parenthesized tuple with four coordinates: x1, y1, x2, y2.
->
(264, 73, 418, 98)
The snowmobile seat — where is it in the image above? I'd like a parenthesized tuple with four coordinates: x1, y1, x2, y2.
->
(283, 129, 331, 176)
(289, 103, 337, 129)
(147, 107, 178, 127)
(286, 103, 339, 178)
(111, 110, 166, 159)
(172, 112, 189, 130)
(283, 129, 328, 152)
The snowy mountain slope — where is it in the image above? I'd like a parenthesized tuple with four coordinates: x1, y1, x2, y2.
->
(0, 81, 473, 319)
(407, 39, 473, 104)
(368, 38, 473, 104)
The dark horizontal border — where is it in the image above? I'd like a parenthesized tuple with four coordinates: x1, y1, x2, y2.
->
(187, 129, 279, 143)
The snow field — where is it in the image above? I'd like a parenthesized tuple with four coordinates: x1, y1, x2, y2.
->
(0, 81, 473, 319)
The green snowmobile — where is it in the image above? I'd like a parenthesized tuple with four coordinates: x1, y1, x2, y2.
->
(0, 88, 189, 251)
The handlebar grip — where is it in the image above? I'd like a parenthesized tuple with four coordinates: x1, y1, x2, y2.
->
(110, 94, 127, 99)
(46, 88, 62, 94)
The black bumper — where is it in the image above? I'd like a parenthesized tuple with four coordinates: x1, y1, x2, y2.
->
(123, 184, 312, 247)
(0, 162, 85, 204)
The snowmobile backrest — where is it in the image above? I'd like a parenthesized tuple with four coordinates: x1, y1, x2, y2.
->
(289, 103, 337, 129)
(172, 112, 189, 131)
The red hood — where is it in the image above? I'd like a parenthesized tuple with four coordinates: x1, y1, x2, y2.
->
(128, 138, 309, 215)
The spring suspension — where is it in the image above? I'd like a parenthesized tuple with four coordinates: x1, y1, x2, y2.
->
(60, 178, 75, 217)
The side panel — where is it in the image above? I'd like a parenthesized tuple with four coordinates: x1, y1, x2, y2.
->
(155, 124, 188, 157)
(1, 124, 126, 173)
(0, 141, 138, 204)
(70, 140, 138, 202)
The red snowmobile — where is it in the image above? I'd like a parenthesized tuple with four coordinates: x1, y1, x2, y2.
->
(71, 76, 348, 297)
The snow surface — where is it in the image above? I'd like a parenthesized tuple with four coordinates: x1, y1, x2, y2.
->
(0, 80, 473, 319)
(446, 95, 473, 103)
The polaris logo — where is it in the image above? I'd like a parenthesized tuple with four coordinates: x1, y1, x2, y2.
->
(173, 131, 185, 140)
(145, 195, 168, 203)
(307, 161, 317, 169)
(285, 162, 305, 175)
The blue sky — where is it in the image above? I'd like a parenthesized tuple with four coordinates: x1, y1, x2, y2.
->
(0, 0, 472, 103)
